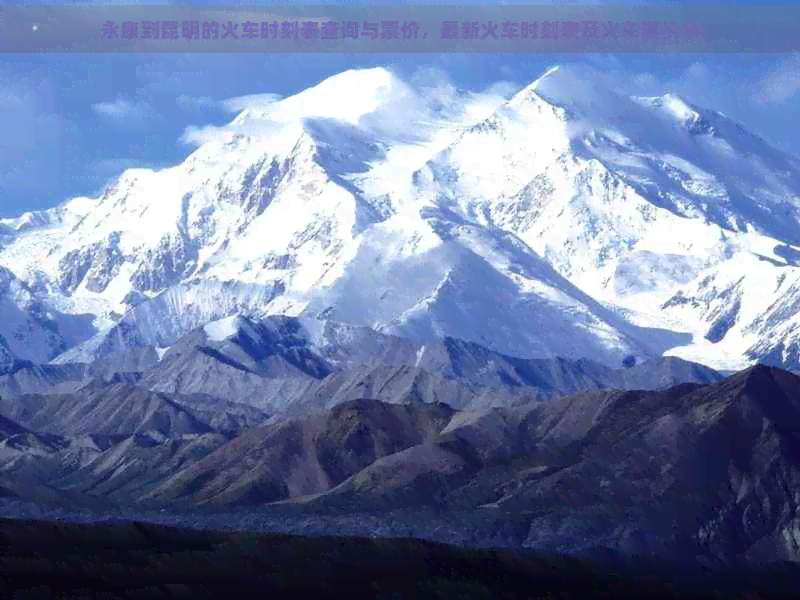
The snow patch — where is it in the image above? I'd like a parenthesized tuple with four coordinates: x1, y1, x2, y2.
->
(203, 315, 247, 342)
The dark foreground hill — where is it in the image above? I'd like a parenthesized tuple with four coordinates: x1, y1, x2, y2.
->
(3, 516, 800, 600)
(2, 362, 800, 565)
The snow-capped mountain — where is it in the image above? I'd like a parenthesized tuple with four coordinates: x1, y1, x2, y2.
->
(0, 266, 91, 372)
(2, 64, 800, 374)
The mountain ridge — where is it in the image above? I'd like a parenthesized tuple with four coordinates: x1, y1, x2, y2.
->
(2, 362, 800, 564)
(1, 63, 800, 373)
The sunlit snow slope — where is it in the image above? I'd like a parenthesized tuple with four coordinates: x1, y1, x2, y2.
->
(2, 64, 800, 373)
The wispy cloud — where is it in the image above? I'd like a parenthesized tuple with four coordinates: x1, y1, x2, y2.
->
(92, 97, 153, 125)
(175, 93, 282, 114)
(180, 123, 245, 148)
(221, 93, 282, 113)
(752, 54, 800, 106)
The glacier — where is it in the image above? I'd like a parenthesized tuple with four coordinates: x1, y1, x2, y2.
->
(1, 63, 800, 374)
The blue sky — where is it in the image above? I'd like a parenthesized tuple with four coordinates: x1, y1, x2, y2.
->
(1, 2, 800, 217)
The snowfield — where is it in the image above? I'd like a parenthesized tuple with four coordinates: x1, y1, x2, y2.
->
(2, 63, 800, 373)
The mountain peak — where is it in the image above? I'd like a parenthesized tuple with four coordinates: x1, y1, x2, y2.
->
(510, 62, 630, 124)
(659, 91, 694, 108)
(531, 64, 564, 86)
(638, 92, 707, 128)
(523, 66, 711, 136)
(738, 362, 800, 389)
(530, 63, 605, 87)
(702, 363, 800, 429)
(528, 63, 612, 100)
(316, 66, 399, 92)
(202, 315, 258, 343)
(232, 67, 407, 129)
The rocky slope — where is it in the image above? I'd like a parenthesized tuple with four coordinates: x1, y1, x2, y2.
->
(2, 363, 800, 563)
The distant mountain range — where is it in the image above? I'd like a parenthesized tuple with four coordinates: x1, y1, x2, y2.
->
(0, 314, 723, 414)
(1, 317, 800, 564)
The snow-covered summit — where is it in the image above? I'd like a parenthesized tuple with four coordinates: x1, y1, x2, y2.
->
(2, 64, 800, 374)
(203, 315, 255, 343)
(233, 67, 407, 127)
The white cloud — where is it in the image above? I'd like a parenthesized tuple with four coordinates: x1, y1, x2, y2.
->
(92, 97, 152, 125)
(684, 62, 712, 81)
(180, 123, 243, 147)
(752, 54, 800, 106)
(221, 93, 282, 113)
(175, 92, 281, 115)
